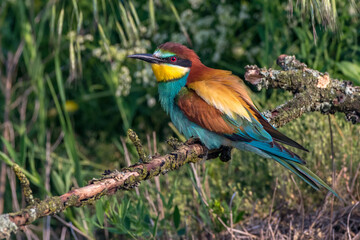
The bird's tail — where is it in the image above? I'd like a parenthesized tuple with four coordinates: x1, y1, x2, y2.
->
(271, 155, 339, 198)
(245, 141, 340, 199)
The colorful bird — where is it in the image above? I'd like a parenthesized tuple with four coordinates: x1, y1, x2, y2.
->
(128, 42, 337, 196)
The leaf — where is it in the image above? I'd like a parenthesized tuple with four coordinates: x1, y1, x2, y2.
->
(234, 210, 245, 224)
(64, 165, 73, 193)
(0, 151, 13, 165)
(0, 151, 41, 186)
(152, 214, 159, 238)
(1, 137, 19, 163)
(96, 200, 104, 227)
(173, 205, 180, 229)
(211, 199, 224, 215)
(177, 228, 186, 236)
(336, 61, 360, 85)
(51, 171, 65, 194)
(124, 216, 131, 230)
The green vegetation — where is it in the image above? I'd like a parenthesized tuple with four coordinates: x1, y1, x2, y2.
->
(0, 0, 359, 238)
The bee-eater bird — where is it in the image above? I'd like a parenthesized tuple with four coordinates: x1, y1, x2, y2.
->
(128, 42, 337, 196)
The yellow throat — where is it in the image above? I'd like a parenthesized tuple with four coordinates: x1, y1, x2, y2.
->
(151, 64, 189, 82)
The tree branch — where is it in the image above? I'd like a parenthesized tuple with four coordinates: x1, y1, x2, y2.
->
(1, 55, 359, 238)
(0, 132, 229, 239)
(245, 54, 360, 127)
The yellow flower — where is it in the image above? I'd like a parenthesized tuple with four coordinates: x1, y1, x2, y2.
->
(65, 100, 79, 113)
(48, 100, 79, 118)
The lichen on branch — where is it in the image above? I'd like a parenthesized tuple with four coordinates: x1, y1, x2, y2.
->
(12, 164, 34, 206)
(0, 133, 224, 238)
(244, 55, 360, 127)
(1, 54, 360, 238)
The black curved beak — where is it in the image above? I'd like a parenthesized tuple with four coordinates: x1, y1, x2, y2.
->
(127, 54, 162, 64)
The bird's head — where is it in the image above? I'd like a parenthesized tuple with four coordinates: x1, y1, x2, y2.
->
(128, 42, 200, 82)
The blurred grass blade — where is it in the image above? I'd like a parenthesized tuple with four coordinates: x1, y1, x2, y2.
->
(116, 21, 129, 47)
(128, 1, 141, 28)
(166, 0, 192, 46)
(98, 23, 110, 52)
(58, 8, 64, 38)
(118, 2, 134, 44)
(46, 76, 82, 186)
(337, 61, 360, 85)
(1, 137, 19, 163)
(149, 0, 156, 32)
(0, 152, 42, 187)
(69, 32, 76, 81)
(50, 5, 56, 40)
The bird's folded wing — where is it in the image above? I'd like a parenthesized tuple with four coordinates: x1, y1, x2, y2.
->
(177, 77, 307, 151)
(175, 86, 273, 143)
(176, 85, 307, 164)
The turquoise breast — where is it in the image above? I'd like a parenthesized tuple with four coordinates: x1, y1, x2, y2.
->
(157, 74, 224, 149)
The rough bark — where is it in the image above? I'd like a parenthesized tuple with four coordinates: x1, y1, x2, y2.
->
(244, 54, 360, 127)
(1, 55, 359, 238)
(0, 134, 230, 239)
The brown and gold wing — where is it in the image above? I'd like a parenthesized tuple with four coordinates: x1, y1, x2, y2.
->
(176, 88, 236, 135)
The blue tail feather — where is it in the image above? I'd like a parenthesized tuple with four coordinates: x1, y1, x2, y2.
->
(239, 141, 340, 199)
(270, 155, 340, 199)
(248, 140, 305, 164)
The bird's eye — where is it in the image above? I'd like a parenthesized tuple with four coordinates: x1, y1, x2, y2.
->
(170, 56, 177, 62)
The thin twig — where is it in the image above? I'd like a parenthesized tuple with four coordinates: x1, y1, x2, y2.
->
(267, 178, 278, 240)
(53, 215, 93, 240)
(50, 131, 65, 152)
(120, 136, 139, 196)
(190, 163, 256, 239)
(60, 226, 67, 240)
(43, 131, 52, 240)
(290, 175, 304, 234)
(350, 163, 360, 194)
(0, 41, 24, 214)
(268, 178, 278, 224)
(1, 133, 222, 238)
(127, 129, 149, 163)
(328, 115, 336, 239)
(150, 133, 164, 220)
(12, 164, 34, 206)
(229, 192, 237, 240)
(1, 53, 359, 238)
(347, 201, 360, 240)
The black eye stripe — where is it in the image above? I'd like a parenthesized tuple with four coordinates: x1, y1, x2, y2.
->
(161, 57, 192, 67)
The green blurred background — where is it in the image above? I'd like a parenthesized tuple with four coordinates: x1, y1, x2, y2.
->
(0, 0, 359, 239)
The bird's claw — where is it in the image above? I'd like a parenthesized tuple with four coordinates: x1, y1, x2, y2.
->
(185, 137, 202, 145)
(219, 146, 233, 162)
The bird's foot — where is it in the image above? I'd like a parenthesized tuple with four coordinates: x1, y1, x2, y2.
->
(219, 146, 233, 162)
(185, 137, 202, 146)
